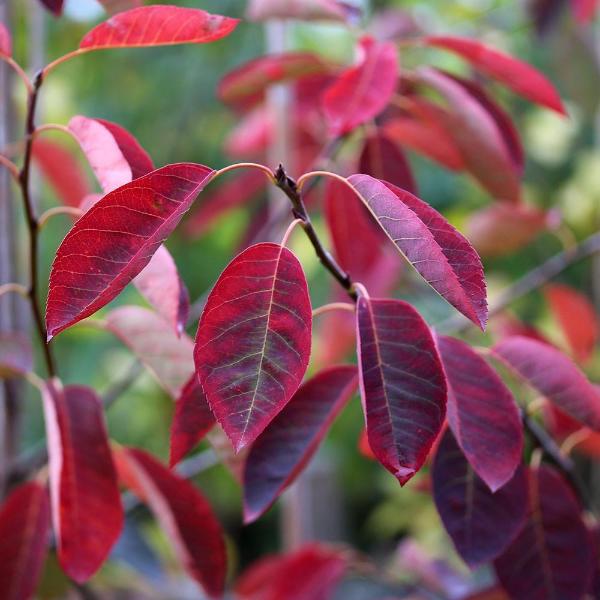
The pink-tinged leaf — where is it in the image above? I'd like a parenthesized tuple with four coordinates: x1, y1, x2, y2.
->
(0, 22, 11, 57)
(79, 6, 239, 51)
(105, 306, 194, 398)
(0, 481, 50, 600)
(416, 68, 522, 203)
(347, 174, 488, 329)
(32, 138, 90, 208)
(169, 375, 216, 467)
(195, 242, 312, 452)
(359, 131, 417, 194)
(494, 465, 594, 599)
(225, 107, 273, 158)
(571, 0, 599, 22)
(494, 336, 600, 430)
(247, 0, 360, 23)
(0, 332, 33, 379)
(46, 163, 214, 339)
(114, 447, 226, 598)
(323, 37, 398, 135)
(436, 335, 522, 492)
(466, 204, 548, 258)
(545, 283, 598, 362)
(424, 36, 565, 114)
(432, 429, 528, 566)
(132, 245, 189, 336)
(37, 0, 63, 16)
(42, 381, 123, 583)
(97, 0, 142, 15)
(243, 366, 357, 523)
(356, 297, 447, 485)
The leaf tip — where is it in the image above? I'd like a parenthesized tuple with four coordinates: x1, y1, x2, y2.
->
(395, 466, 416, 486)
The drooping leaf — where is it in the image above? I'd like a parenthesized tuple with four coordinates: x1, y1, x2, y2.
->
(494, 465, 594, 599)
(46, 163, 214, 339)
(79, 6, 239, 51)
(347, 174, 487, 329)
(169, 375, 216, 467)
(97, 0, 142, 15)
(247, 0, 360, 23)
(432, 429, 528, 566)
(423, 36, 565, 114)
(356, 296, 447, 484)
(0, 481, 50, 600)
(323, 37, 398, 135)
(114, 446, 226, 598)
(0, 332, 33, 379)
(494, 336, 600, 430)
(436, 335, 522, 491)
(195, 242, 312, 452)
(0, 22, 12, 57)
(243, 366, 357, 523)
(37, 0, 63, 16)
(42, 381, 123, 583)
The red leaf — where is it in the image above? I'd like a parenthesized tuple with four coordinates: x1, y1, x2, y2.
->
(79, 6, 239, 51)
(169, 375, 216, 467)
(347, 175, 487, 328)
(424, 36, 565, 114)
(0, 22, 12, 57)
(243, 366, 357, 522)
(545, 283, 598, 362)
(194, 242, 312, 452)
(358, 427, 375, 459)
(247, 0, 360, 23)
(46, 163, 214, 339)
(432, 429, 528, 566)
(225, 107, 273, 157)
(494, 336, 600, 430)
(356, 297, 447, 484)
(97, 0, 142, 15)
(37, 0, 63, 16)
(323, 37, 398, 135)
(494, 465, 594, 599)
(571, 0, 599, 22)
(114, 447, 226, 598)
(42, 381, 123, 583)
(436, 335, 522, 491)
(0, 481, 50, 600)
(0, 332, 33, 379)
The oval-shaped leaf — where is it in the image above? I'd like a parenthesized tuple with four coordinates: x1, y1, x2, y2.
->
(0, 481, 50, 600)
(347, 174, 487, 329)
(436, 335, 523, 491)
(0, 22, 12, 57)
(243, 365, 357, 523)
(42, 381, 123, 583)
(46, 163, 214, 339)
(494, 465, 594, 599)
(432, 429, 528, 566)
(195, 242, 312, 452)
(0, 332, 33, 379)
(494, 336, 600, 430)
(79, 6, 239, 51)
(356, 296, 447, 484)
(114, 446, 226, 598)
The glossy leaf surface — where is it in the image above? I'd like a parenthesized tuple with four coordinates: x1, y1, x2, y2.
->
(0, 22, 11, 57)
(0, 332, 33, 379)
(195, 242, 312, 452)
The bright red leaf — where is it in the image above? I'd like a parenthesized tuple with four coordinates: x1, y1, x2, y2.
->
(194, 242, 312, 452)
(46, 163, 214, 339)
(243, 365, 357, 523)
(247, 0, 360, 23)
(0, 332, 33, 379)
(0, 22, 11, 57)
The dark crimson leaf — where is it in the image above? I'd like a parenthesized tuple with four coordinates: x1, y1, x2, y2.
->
(169, 375, 216, 467)
(0, 22, 11, 57)
(42, 381, 123, 583)
(0, 481, 50, 600)
(46, 163, 214, 339)
(37, 0, 63, 16)
(423, 36, 565, 114)
(356, 297, 447, 484)
(243, 366, 357, 522)
(0, 332, 33, 378)
(114, 447, 226, 598)
(323, 37, 398, 135)
(347, 174, 487, 328)
(494, 465, 594, 599)
(436, 335, 522, 491)
(247, 0, 360, 23)
(433, 429, 528, 566)
(195, 242, 312, 452)
(571, 0, 599, 22)
(79, 6, 239, 51)
(494, 336, 600, 430)
(97, 0, 142, 15)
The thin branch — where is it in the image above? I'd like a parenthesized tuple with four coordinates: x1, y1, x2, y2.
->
(0, 153, 19, 181)
(312, 302, 355, 318)
(0, 282, 29, 299)
(37, 206, 83, 228)
(0, 55, 33, 94)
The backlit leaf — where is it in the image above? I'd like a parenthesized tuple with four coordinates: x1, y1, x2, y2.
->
(0, 22, 12, 57)
(0, 332, 33, 379)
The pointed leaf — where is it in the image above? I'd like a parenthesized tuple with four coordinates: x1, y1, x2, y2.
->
(114, 447, 226, 598)
(243, 366, 357, 523)
(347, 174, 487, 328)
(0, 481, 50, 600)
(195, 242, 312, 451)
(433, 429, 528, 566)
(0, 22, 11, 57)
(42, 381, 123, 583)
(46, 163, 214, 339)
(356, 297, 447, 484)
(37, 0, 63, 16)
(0, 332, 33, 379)
(247, 0, 360, 23)
(494, 465, 594, 599)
